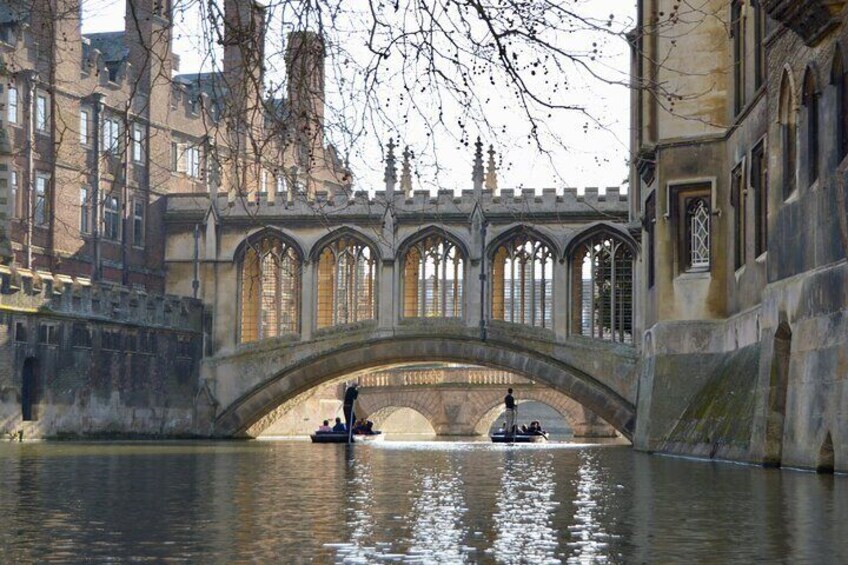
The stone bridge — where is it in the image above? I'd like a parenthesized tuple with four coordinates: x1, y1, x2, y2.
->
(354, 366, 617, 437)
(165, 141, 640, 440)
(202, 323, 638, 439)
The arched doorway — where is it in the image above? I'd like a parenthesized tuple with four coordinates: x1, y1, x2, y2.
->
(21, 357, 38, 421)
(764, 321, 791, 467)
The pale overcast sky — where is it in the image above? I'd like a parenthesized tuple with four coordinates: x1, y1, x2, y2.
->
(81, 0, 635, 194)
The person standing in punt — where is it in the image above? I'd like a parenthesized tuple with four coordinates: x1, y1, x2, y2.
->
(504, 388, 516, 435)
(343, 383, 359, 431)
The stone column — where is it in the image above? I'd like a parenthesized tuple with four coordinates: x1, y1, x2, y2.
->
(301, 260, 315, 340)
(554, 258, 568, 338)
(214, 264, 238, 354)
(466, 258, 482, 330)
(377, 259, 395, 329)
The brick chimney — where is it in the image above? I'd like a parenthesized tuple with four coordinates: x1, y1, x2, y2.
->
(223, 0, 266, 127)
(285, 31, 325, 171)
(125, 0, 173, 123)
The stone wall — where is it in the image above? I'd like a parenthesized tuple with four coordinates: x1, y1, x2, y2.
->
(635, 260, 848, 471)
(0, 271, 207, 439)
(631, 1, 848, 472)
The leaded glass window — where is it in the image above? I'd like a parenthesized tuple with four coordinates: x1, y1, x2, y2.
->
(316, 236, 376, 328)
(240, 236, 301, 343)
(403, 235, 464, 318)
(688, 198, 711, 269)
(575, 234, 633, 344)
(492, 232, 553, 328)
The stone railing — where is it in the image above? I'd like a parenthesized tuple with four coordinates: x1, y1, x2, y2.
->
(0, 266, 203, 332)
(358, 366, 530, 388)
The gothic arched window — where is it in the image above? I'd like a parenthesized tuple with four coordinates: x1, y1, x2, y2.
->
(574, 234, 633, 344)
(240, 237, 301, 343)
(316, 236, 376, 328)
(779, 72, 797, 200)
(403, 235, 464, 318)
(803, 68, 819, 187)
(492, 233, 554, 328)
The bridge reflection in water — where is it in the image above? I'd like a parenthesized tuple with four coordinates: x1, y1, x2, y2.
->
(259, 363, 618, 439)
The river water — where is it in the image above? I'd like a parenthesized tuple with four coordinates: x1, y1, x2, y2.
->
(1, 439, 845, 563)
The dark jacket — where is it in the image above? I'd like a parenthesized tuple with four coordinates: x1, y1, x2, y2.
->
(344, 386, 359, 405)
(504, 393, 516, 410)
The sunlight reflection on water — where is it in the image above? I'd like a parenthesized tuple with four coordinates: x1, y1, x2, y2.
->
(2, 440, 846, 563)
(492, 451, 561, 564)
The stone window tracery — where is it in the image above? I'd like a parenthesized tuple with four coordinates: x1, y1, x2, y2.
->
(688, 198, 711, 269)
(492, 233, 553, 328)
(672, 183, 712, 272)
(240, 237, 301, 343)
(403, 235, 464, 318)
(574, 233, 633, 344)
(316, 236, 376, 328)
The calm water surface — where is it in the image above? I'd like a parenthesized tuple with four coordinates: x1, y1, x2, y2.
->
(1, 440, 846, 563)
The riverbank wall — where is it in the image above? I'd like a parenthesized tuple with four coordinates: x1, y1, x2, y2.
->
(634, 260, 848, 473)
(0, 270, 210, 439)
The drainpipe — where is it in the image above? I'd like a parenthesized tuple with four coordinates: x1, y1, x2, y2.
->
(91, 93, 104, 281)
(193, 223, 200, 299)
(24, 71, 36, 270)
(121, 101, 131, 286)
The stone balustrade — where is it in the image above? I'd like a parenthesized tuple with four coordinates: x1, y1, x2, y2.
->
(355, 366, 530, 388)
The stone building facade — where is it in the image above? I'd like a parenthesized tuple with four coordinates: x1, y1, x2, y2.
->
(0, 0, 348, 292)
(632, 0, 848, 471)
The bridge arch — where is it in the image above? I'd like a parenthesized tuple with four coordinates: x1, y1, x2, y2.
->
(363, 404, 438, 434)
(212, 336, 636, 440)
(472, 393, 612, 438)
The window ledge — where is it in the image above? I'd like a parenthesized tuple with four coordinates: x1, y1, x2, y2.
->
(755, 251, 768, 264)
(676, 270, 711, 280)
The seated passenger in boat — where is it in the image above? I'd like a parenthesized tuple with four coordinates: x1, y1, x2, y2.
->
(317, 420, 332, 433)
(527, 421, 541, 434)
(364, 420, 376, 435)
(520, 424, 529, 434)
(352, 419, 368, 435)
(332, 417, 347, 432)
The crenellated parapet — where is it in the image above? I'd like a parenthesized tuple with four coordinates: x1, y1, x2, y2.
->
(167, 184, 629, 223)
(165, 136, 628, 220)
(0, 265, 203, 332)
